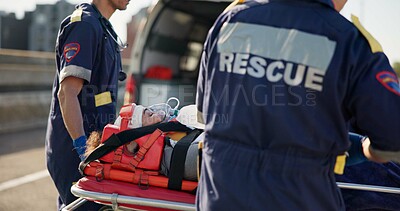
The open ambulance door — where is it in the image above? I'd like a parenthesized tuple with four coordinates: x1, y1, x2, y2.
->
(125, 0, 232, 107)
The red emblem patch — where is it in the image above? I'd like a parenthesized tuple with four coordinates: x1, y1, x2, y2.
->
(376, 71, 400, 96)
(63, 43, 80, 62)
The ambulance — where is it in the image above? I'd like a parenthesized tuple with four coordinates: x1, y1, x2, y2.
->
(124, 0, 232, 107)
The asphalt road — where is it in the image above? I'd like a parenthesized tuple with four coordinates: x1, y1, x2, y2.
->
(0, 127, 58, 211)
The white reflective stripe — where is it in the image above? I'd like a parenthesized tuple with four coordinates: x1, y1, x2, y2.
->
(60, 65, 91, 83)
(217, 22, 336, 71)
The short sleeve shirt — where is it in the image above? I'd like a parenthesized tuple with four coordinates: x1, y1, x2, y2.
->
(196, 0, 400, 155)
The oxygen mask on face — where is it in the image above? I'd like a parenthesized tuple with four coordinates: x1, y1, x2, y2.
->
(146, 97, 180, 122)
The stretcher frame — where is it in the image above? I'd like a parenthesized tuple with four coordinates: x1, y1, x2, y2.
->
(63, 183, 196, 211)
(62, 182, 400, 211)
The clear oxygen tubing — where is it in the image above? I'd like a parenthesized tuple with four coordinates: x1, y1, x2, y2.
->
(146, 97, 180, 122)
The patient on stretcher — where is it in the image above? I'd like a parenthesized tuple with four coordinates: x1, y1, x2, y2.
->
(85, 102, 203, 181)
(84, 100, 400, 210)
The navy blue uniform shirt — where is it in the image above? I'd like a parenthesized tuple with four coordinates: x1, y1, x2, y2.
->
(196, 0, 400, 210)
(45, 3, 121, 210)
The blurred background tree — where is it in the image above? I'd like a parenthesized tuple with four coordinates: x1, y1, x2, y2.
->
(393, 62, 400, 78)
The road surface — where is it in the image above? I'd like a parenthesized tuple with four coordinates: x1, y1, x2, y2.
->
(0, 127, 58, 211)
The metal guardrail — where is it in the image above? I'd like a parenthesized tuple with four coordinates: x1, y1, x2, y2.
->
(0, 49, 131, 88)
(0, 48, 55, 59)
(0, 48, 131, 65)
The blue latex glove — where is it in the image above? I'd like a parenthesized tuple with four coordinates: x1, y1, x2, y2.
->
(73, 135, 87, 161)
(346, 132, 368, 166)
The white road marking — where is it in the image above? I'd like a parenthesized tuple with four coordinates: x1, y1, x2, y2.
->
(0, 170, 49, 192)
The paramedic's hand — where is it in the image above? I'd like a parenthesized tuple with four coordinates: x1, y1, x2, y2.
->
(346, 132, 368, 166)
(73, 135, 87, 161)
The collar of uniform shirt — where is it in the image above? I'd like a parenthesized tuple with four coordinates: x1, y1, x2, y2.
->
(90, 3, 119, 41)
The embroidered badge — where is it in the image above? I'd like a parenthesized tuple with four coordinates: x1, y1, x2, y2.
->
(376, 71, 400, 96)
(63, 43, 80, 62)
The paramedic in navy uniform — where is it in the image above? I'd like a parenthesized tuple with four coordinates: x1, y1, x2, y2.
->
(196, 0, 400, 210)
(45, 0, 130, 210)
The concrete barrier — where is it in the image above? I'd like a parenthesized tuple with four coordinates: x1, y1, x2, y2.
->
(0, 49, 55, 90)
(0, 91, 51, 134)
(0, 49, 54, 133)
(0, 49, 130, 134)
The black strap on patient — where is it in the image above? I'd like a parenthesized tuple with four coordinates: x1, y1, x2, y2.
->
(79, 121, 192, 175)
(167, 129, 202, 191)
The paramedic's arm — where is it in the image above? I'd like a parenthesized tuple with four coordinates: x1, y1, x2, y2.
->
(58, 76, 85, 140)
(362, 138, 389, 163)
(362, 138, 400, 163)
(347, 31, 400, 163)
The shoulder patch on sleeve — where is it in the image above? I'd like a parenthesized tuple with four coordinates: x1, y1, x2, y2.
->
(351, 15, 383, 53)
(376, 71, 400, 96)
(70, 7, 83, 23)
(63, 43, 81, 62)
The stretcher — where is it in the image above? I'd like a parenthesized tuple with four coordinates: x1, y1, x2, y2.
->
(63, 105, 400, 210)
(62, 176, 400, 211)
(63, 176, 196, 211)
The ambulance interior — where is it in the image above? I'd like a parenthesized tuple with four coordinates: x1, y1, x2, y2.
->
(129, 0, 231, 107)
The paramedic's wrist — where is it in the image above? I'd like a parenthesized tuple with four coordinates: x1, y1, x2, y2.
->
(346, 133, 368, 166)
(73, 135, 87, 161)
(363, 139, 390, 163)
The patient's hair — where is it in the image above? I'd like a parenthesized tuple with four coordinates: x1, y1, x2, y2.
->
(85, 131, 102, 157)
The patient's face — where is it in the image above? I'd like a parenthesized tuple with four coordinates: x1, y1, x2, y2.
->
(126, 108, 164, 152)
(142, 108, 164, 126)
